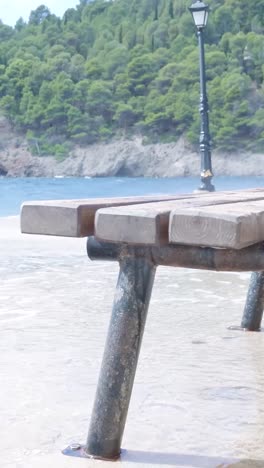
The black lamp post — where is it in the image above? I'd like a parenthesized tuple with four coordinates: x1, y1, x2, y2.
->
(189, 0, 215, 192)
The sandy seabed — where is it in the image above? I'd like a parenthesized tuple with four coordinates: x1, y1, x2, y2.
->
(1, 217, 264, 468)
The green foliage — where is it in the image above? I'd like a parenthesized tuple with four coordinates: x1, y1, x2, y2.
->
(0, 0, 263, 153)
(29, 5, 51, 25)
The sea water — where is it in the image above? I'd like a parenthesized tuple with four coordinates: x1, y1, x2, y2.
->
(1, 175, 264, 216)
(1, 176, 264, 467)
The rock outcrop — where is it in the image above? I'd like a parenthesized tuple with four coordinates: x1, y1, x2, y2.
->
(0, 117, 263, 177)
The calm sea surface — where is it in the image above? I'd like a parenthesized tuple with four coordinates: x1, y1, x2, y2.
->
(1, 175, 264, 217)
(2, 177, 264, 466)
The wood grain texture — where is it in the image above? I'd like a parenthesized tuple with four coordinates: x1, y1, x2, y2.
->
(20, 188, 264, 244)
(169, 200, 264, 249)
(20, 194, 193, 237)
(95, 205, 173, 245)
(95, 189, 264, 246)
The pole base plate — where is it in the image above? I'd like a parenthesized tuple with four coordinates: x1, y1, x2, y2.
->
(62, 444, 120, 461)
(194, 186, 215, 193)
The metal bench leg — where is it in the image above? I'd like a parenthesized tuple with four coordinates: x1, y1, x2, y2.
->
(63, 241, 156, 461)
(240, 271, 264, 331)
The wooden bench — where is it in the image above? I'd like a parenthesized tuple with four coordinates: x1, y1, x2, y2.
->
(21, 188, 264, 461)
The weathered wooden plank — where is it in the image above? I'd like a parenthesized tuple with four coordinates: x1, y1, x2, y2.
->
(169, 200, 264, 249)
(95, 189, 264, 245)
(96, 206, 169, 245)
(20, 194, 194, 237)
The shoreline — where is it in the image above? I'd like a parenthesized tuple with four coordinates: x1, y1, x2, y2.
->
(2, 175, 264, 220)
(1, 135, 263, 178)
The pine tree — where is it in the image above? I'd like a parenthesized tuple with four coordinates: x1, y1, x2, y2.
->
(169, 0, 174, 19)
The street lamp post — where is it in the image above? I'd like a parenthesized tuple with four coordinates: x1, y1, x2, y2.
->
(189, 0, 215, 192)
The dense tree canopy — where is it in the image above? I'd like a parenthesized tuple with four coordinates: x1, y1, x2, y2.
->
(0, 0, 263, 156)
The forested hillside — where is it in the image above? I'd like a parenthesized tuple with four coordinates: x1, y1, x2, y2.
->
(0, 0, 263, 157)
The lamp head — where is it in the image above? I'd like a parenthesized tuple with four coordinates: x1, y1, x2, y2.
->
(189, 0, 209, 29)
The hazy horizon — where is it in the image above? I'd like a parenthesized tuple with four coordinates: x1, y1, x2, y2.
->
(1, 0, 78, 26)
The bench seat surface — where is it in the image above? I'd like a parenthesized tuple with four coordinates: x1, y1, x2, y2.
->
(21, 194, 194, 237)
(95, 189, 264, 249)
(21, 188, 264, 249)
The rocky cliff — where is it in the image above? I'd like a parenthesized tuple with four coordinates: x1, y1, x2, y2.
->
(0, 118, 263, 178)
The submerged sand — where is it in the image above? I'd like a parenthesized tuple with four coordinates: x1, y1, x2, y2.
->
(1, 217, 264, 468)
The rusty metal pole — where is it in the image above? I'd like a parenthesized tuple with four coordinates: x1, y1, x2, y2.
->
(241, 272, 264, 331)
(86, 238, 264, 273)
(63, 240, 156, 460)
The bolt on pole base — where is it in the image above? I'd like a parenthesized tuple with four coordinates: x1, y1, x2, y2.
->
(62, 444, 120, 461)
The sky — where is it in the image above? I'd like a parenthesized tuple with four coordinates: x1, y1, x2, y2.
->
(1, 0, 79, 26)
